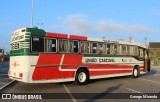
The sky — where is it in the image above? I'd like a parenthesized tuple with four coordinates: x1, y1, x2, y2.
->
(0, 0, 160, 52)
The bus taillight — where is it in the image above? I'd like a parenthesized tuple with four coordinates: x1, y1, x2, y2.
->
(19, 73, 23, 78)
(21, 29, 25, 32)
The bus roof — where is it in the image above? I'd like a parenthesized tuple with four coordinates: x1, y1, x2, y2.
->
(13, 27, 146, 48)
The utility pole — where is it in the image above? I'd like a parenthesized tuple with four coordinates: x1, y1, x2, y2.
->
(102, 36, 105, 40)
(129, 37, 132, 42)
(31, 0, 34, 27)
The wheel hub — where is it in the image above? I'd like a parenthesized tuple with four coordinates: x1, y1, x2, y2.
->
(134, 69, 138, 76)
(78, 72, 87, 82)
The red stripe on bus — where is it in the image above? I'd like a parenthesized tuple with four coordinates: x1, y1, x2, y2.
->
(61, 54, 83, 78)
(140, 66, 144, 68)
(32, 54, 63, 80)
(69, 35, 87, 40)
(46, 32, 68, 39)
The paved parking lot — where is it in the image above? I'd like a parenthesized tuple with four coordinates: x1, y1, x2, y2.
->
(0, 61, 13, 90)
(0, 61, 160, 102)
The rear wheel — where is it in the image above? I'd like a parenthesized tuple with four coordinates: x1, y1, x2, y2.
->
(75, 69, 89, 85)
(132, 66, 140, 78)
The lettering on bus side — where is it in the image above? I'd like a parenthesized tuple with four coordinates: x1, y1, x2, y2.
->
(11, 31, 25, 43)
(12, 35, 24, 42)
(85, 58, 97, 62)
(99, 58, 115, 62)
(85, 58, 115, 63)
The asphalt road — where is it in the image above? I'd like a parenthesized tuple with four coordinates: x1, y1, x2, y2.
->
(0, 61, 9, 74)
(0, 61, 13, 89)
(0, 61, 160, 102)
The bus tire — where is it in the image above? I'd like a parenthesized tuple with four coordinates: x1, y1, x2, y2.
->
(75, 69, 89, 85)
(132, 66, 140, 78)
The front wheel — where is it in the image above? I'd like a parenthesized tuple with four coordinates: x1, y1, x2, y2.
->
(75, 69, 89, 85)
(132, 67, 140, 78)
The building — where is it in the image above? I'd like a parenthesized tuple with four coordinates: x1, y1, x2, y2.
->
(149, 42, 160, 66)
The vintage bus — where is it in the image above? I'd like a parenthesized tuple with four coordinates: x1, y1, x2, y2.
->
(9, 27, 150, 85)
(0, 49, 4, 62)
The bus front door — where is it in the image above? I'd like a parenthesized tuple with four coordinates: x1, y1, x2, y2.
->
(144, 59, 151, 72)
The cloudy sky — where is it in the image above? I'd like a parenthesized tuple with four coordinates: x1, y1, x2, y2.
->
(0, 0, 160, 52)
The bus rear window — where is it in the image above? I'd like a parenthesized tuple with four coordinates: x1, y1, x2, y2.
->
(31, 37, 44, 52)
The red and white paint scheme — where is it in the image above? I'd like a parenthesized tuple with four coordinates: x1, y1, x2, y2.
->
(9, 28, 150, 85)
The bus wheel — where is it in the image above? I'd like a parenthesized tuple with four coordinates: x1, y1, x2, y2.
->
(132, 66, 140, 78)
(75, 69, 89, 85)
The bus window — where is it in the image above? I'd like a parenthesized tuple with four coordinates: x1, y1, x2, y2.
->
(128, 45, 139, 56)
(80, 41, 90, 53)
(59, 39, 68, 53)
(144, 49, 148, 59)
(31, 37, 44, 52)
(114, 45, 119, 54)
(128, 45, 134, 55)
(107, 44, 110, 54)
(139, 48, 144, 58)
(115, 45, 121, 55)
(127, 45, 130, 55)
(133, 46, 138, 56)
(90, 42, 97, 53)
(70, 40, 79, 53)
(98, 43, 106, 54)
(45, 39, 56, 52)
(118, 45, 122, 55)
(80, 41, 85, 53)
(110, 44, 115, 54)
(122, 45, 127, 55)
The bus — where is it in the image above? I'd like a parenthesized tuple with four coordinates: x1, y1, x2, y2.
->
(9, 27, 150, 85)
(0, 49, 4, 62)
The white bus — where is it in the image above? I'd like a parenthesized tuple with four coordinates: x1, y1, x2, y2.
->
(9, 27, 150, 85)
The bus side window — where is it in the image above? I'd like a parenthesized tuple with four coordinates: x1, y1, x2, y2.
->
(80, 41, 84, 53)
(70, 40, 79, 53)
(144, 49, 148, 59)
(31, 37, 44, 52)
(122, 45, 127, 55)
(45, 39, 57, 52)
(128, 46, 134, 55)
(90, 42, 97, 53)
(80, 41, 90, 53)
(110, 44, 115, 54)
(59, 39, 68, 53)
(85, 42, 90, 53)
(139, 48, 144, 58)
(107, 44, 110, 54)
(114, 45, 118, 54)
(135, 46, 139, 56)
(98, 43, 106, 54)
(115, 44, 121, 55)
